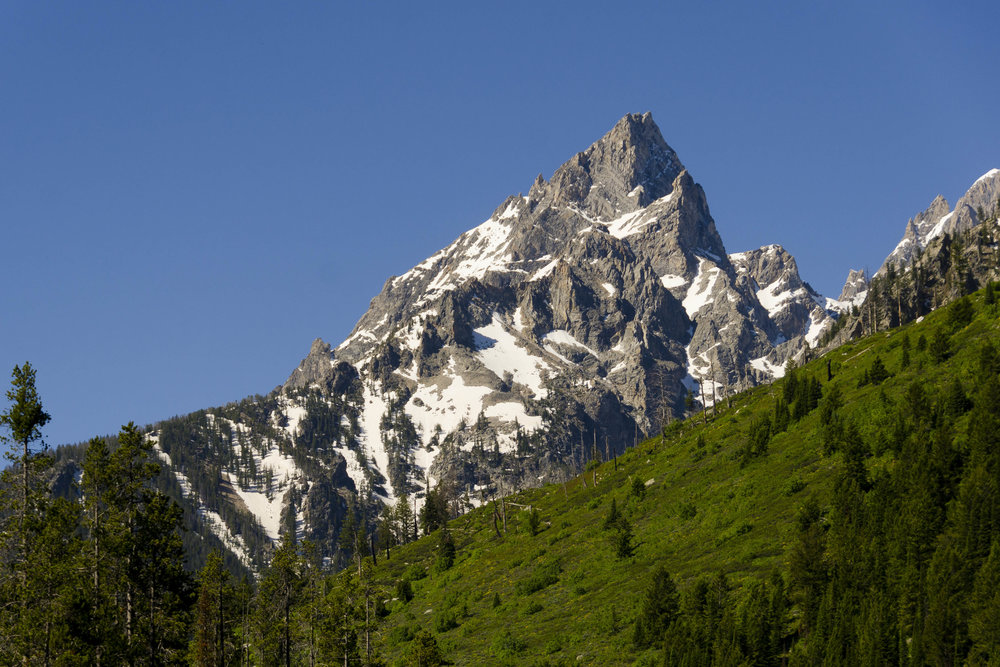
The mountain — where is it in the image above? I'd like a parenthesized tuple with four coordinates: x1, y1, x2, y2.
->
(280, 112, 838, 498)
(50, 114, 841, 570)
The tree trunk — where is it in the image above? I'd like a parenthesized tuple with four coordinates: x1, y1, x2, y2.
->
(284, 596, 290, 667)
(365, 593, 371, 666)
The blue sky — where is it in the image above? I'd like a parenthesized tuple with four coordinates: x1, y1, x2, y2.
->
(2, 1, 998, 449)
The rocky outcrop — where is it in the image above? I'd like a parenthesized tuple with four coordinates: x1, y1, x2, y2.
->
(838, 269, 869, 305)
(284, 338, 335, 390)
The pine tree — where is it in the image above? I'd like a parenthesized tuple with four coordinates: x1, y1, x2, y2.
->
(394, 494, 415, 545)
(191, 550, 237, 666)
(407, 630, 444, 666)
(255, 540, 302, 667)
(602, 497, 621, 531)
(632, 565, 679, 649)
(967, 540, 1000, 663)
(435, 522, 455, 571)
(0, 362, 53, 665)
(612, 516, 634, 560)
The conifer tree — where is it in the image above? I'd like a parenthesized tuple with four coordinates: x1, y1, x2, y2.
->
(0, 362, 54, 664)
(192, 550, 238, 667)
(632, 565, 679, 649)
(255, 539, 302, 666)
(967, 540, 1000, 663)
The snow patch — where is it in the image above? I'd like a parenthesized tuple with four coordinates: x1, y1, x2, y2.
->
(660, 274, 687, 289)
(228, 444, 304, 541)
(926, 211, 955, 242)
(530, 258, 559, 282)
(403, 361, 493, 450)
(682, 259, 721, 317)
(750, 356, 786, 379)
(542, 330, 599, 359)
(474, 314, 550, 397)
(483, 402, 543, 430)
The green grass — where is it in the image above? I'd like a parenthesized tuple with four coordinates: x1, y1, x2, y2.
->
(365, 289, 1000, 666)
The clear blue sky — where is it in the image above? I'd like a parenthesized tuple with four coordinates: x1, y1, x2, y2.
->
(2, 1, 998, 449)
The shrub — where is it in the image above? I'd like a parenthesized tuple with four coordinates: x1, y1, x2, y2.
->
(630, 476, 647, 500)
(526, 507, 541, 536)
(492, 629, 526, 659)
(782, 478, 807, 496)
(517, 561, 561, 595)
(433, 610, 458, 633)
(386, 624, 414, 646)
(396, 578, 414, 603)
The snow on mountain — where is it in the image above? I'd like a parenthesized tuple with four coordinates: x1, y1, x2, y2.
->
(728, 244, 836, 348)
(152, 438, 254, 567)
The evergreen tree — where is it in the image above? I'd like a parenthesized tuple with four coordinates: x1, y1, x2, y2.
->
(612, 515, 634, 560)
(526, 507, 541, 536)
(407, 630, 444, 666)
(420, 485, 449, 536)
(788, 498, 827, 636)
(255, 540, 302, 667)
(394, 494, 415, 544)
(602, 497, 621, 531)
(317, 573, 361, 665)
(0, 362, 52, 664)
(436, 522, 455, 571)
(967, 540, 1000, 664)
(103, 423, 193, 664)
(930, 330, 951, 363)
(191, 550, 238, 667)
(632, 565, 680, 649)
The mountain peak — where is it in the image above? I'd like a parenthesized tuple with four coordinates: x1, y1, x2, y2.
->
(544, 112, 684, 219)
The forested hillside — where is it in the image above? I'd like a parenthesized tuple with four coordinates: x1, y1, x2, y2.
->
(3, 284, 1000, 665)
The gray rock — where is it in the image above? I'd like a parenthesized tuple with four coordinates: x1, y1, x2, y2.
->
(284, 338, 335, 390)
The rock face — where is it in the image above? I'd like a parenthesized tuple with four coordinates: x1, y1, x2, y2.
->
(837, 269, 869, 305)
(134, 113, 844, 567)
(729, 245, 833, 346)
(285, 338, 335, 390)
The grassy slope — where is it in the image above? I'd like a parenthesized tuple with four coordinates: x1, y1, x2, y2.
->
(367, 289, 1000, 666)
